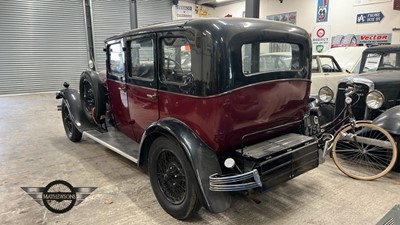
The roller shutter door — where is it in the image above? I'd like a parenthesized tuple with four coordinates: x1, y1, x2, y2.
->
(137, 0, 172, 27)
(92, 0, 131, 71)
(0, 0, 88, 95)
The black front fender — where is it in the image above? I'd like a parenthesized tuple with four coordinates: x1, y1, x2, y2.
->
(139, 118, 231, 213)
(373, 105, 400, 135)
(56, 88, 95, 132)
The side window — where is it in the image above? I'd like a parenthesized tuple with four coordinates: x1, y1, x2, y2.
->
(320, 57, 340, 73)
(108, 43, 125, 77)
(312, 57, 321, 73)
(130, 38, 154, 80)
(161, 37, 192, 84)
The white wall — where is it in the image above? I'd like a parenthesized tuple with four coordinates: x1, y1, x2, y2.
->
(212, 0, 400, 44)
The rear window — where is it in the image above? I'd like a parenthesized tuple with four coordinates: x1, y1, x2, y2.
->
(242, 42, 301, 76)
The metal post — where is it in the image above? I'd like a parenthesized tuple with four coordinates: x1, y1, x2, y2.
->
(83, 0, 96, 71)
(245, 0, 260, 73)
(129, 0, 138, 29)
(245, 0, 260, 18)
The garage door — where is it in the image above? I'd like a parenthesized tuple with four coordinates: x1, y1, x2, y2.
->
(137, 0, 172, 27)
(0, 0, 88, 95)
(92, 0, 172, 71)
(92, 0, 131, 71)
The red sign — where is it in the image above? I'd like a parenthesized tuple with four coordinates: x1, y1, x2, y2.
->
(317, 28, 325, 38)
(359, 34, 389, 41)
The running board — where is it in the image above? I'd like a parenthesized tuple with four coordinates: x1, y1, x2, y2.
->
(83, 127, 139, 163)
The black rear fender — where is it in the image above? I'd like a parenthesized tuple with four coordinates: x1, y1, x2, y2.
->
(139, 118, 231, 213)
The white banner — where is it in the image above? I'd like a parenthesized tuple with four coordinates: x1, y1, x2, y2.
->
(176, 5, 193, 18)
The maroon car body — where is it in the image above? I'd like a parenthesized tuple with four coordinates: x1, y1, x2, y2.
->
(57, 18, 319, 219)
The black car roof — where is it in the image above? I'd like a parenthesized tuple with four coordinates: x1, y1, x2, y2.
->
(105, 18, 309, 42)
(363, 44, 400, 53)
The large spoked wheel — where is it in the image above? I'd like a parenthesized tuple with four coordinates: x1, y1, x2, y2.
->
(148, 136, 201, 220)
(332, 122, 397, 180)
(79, 72, 106, 123)
(61, 101, 82, 142)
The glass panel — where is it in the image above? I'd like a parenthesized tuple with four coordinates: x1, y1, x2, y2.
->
(130, 38, 154, 80)
(161, 37, 192, 84)
(109, 43, 124, 76)
(363, 53, 381, 73)
(319, 56, 340, 72)
(241, 42, 299, 76)
(312, 57, 320, 73)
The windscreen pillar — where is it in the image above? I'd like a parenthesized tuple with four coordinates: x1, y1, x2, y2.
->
(245, 0, 260, 73)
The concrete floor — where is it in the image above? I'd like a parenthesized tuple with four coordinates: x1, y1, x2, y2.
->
(1, 93, 400, 225)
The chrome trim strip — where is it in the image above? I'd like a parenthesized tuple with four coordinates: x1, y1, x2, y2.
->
(83, 131, 138, 164)
(209, 169, 262, 192)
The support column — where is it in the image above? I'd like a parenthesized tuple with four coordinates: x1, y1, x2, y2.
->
(245, 0, 260, 18)
(129, 0, 138, 29)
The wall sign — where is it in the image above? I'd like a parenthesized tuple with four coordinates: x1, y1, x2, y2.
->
(316, 0, 329, 23)
(356, 33, 392, 44)
(356, 12, 384, 23)
(354, 0, 391, 6)
(312, 25, 331, 53)
(176, 5, 193, 18)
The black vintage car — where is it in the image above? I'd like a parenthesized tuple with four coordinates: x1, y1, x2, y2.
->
(57, 18, 320, 219)
(333, 45, 400, 121)
(318, 45, 400, 170)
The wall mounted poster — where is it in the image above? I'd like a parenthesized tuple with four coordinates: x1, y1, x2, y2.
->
(312, 25, 331, 53)
(266, 12, 297, 24)
(176, 5, 193, 18)
(316, 0, 329, 22)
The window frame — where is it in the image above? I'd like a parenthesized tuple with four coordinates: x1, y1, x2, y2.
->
(106, 39, 126, 82)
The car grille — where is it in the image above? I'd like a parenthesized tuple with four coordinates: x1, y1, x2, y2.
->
(334, 82, 370, 120)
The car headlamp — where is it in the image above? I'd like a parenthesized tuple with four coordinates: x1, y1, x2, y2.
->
(318, 86, 334, 103)
(366, 90, 384, 109)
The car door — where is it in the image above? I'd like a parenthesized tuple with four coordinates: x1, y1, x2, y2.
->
(106, 39, 134, 139)
(125, 34, 159, 143)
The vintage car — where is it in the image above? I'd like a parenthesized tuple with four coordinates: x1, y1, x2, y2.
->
(323, 46, 367, 74)
(318, 45, 400, 170)
(56, 18, 320, 219)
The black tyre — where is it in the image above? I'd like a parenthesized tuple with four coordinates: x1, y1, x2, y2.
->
(148, 136, 201, 220)
(79, 71, 106, 123)
(61, 101, 82, 142)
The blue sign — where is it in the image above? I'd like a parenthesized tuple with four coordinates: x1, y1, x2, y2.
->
(356, 12, 384, 24)
(316, 0, 329, 23)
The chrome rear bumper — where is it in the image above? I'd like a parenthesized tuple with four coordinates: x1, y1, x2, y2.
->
(209, 169, 262, 192)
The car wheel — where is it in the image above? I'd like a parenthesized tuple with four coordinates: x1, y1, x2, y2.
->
(79, 72, 106, 123)
(148, 136, 201, 220)
(61, 101, 82, 142)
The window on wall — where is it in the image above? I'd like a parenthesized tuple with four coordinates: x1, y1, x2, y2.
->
(108, 43, 125, 77)
(161, 37, 192, 84)
(130, 38, 154, 80)
(241, 42, 300, 76)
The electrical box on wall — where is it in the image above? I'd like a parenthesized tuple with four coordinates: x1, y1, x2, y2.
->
(395, 0, 400, 10)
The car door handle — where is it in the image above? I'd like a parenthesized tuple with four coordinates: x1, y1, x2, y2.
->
(146, 93, 157, 100)
(118, 86, 126, 92)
